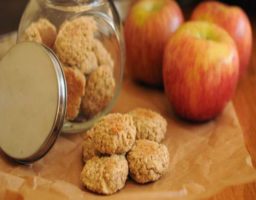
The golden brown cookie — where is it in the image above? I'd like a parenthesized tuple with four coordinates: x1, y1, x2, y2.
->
(82, 66, 115, 118)
(129, 108, 167, 143)
(54, 17, 97, 74)
(81, 155, 128, 195)
(22, 18, 57, 48)
(92, 113, 136, 155)
(82, 51, 98, 74)
(63, 67, 86, 120)
(82, 130, 100, 162)
(127, 140, 169, 184)
(92, 39, 114, 68)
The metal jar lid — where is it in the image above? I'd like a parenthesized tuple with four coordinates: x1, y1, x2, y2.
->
(0, 42, 67, 164)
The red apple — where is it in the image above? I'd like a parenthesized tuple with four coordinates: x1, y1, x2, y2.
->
(191, 1, 252, 77)
(163, 21, 239, 121)
(124, 0, 184, 86)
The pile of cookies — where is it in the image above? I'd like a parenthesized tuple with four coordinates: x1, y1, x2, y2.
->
(81, 108, 170, 195)
(22, 17, 115, 121)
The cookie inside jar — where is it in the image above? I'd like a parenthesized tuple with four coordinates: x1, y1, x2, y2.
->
(19, 15, 122, 125)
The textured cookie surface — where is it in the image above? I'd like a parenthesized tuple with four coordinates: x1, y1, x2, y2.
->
(82, 131, 100, 162)
(64, 67, 86, 120)
(92, 113, 136, 154)
(22, 18, 57, 48)
(92, 39, 114, 68)
(82, 66, 115, 118)
(129, 108, 167, 143)
(54, 17, 97, 74)
(127, 140, 169, 184)
(81, 155, 128, 195)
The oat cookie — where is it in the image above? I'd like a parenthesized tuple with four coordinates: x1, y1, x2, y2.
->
(82, 131, 100, 162)
(129, 108, 167, 143)
(81, 155, 128, 195)
(22, 24, 42, 44)
(82, 66, 115, 118)
(93, 39, 114, 68)
(82, 51, 98, 75)
(22, 18, 57, 48)
(64, 67, 86, 120)
(54, 17, 97, 73)
(127, 140, 169, 184)
(93, 113, 136, 154)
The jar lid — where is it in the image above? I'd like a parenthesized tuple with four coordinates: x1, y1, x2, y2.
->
(0, 42, 67, 163)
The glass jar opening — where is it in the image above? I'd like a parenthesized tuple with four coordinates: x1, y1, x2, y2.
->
(45, 0, 104, 7)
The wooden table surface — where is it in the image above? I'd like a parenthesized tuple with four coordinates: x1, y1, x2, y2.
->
(206, 24, 256, 200)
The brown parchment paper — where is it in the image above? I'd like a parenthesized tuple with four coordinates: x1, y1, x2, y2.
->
(1, 34, 256, 200)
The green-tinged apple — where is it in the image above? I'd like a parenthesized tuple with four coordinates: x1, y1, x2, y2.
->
(124, 0, 184, 86)
(191, 1, 252, 77)
(163, 22, 239, 122)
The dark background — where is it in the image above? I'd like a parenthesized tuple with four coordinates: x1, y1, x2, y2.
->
(0, 0, 28, 34)
(0, 0, 255, 35)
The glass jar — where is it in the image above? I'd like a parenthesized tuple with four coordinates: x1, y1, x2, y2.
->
(113, 0, 132, 22)
(17, 0, 125, 133)
(0, 0, 124, 163)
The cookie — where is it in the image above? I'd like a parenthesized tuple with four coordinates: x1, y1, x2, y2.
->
(54, 17, 97, 73)
(129, 108, 167, 143)
(63, 67, 86, 120)
(127, 140, 169, 184)
(92, 39, 114, 68)
(82, 51, 98, 75)
(93, 113, 136, 154)
(82, 131, 100, 162)
(81, 155, 128, 195)
(22, 18, 57, 48)
(82, 66, 115, 118)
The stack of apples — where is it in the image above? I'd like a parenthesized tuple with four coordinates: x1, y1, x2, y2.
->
(125, 0, 252, 121)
